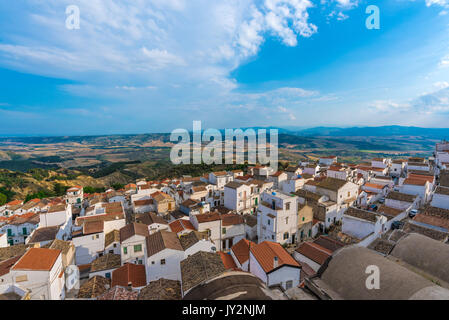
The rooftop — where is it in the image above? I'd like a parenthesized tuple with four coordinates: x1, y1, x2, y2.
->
(138, 278, 181, 300)
(90, 254, 121, 272)
(112, 263, 147, 288)
(12, 248, 60, 271)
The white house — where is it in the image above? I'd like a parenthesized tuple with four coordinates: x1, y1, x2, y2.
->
(179, 231, 217, 257)
(342, 207, 388, 243)
(400, 178, 433, 204)
(385, 191, 417, 210)
(257, 190, 298, 245)
(249, 241, 301, 290)
(0, 233, 7, 248)
(72, 220, 105, 265)
(208, 171, 234, 189)
(431, 186, 449, 210)
(145, 230, 185, 282)
(65, 186, 84, 208)
(120, 222, 149, 265)
(230, 238, 255, 271)
(224, 181, 256, 215)
(10, 248, 65, 300)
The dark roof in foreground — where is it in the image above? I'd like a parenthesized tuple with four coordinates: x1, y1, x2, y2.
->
(90, 254, 121, 272)
(77, 276, 110, 299)
(28, 226, 60, 243)
(183, 272, 282, 300)
(138, 279, 181, 300)
(312, 246, 449, 300)
(0, 245, 30, 263)
(180, 251, 226, 294)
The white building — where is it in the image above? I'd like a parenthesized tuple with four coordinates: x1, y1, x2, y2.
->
(145, 230, 185, 282)
(72, 221, 105, 265)
(10, 248, 65, 300)
(120, 222, 149, 265)
(257, 190, 298, 245)
(249, 241, 301, 290)
(431, 187, 449, 210)
(342, 207, 388, 244)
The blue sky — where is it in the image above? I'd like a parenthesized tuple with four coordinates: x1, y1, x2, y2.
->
(0, 0, 448, 136)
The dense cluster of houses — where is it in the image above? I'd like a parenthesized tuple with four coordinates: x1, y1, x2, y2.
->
(0, 140, 449, 300)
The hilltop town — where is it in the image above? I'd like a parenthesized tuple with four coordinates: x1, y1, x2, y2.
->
(0, 140, 449, 300)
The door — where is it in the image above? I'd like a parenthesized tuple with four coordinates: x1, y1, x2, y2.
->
(22, 227, 27, 235)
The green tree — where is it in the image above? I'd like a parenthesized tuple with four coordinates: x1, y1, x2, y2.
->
(0, 193, 6, 206)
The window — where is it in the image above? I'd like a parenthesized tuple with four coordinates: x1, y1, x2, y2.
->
(328, 218, 330, 222)
(286, 280, 293, 290)
(302, 217, 305, 222)
(286, 202, 290, 210)
(161, 259, 166, 265)
(285, 217, 289, 224)
(347, 192, 350, 197)
(222, 228, 226, 234)
(96, 234, 99, 239)
(134, 244, 142, 252)
(283, 232, 289, 240)
(267, 219, 271, 225)
(271, 235, 275, 240)
(123, 247, 128, 255)
(105, 273, 111, 279)
(113, 243, 117, 248)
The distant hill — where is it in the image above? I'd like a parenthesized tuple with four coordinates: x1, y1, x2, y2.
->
(291, 126, 449, 138)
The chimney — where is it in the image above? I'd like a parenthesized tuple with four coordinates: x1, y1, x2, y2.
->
(273, 256, 278, 269)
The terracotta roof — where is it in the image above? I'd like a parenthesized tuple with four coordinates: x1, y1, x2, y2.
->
(75, 212, 125, 227)
(6, 200, 23, 206)
(77, 276, 110, 299)
(112, 263, 147, 288)
(295, 242, 331, 265)
(83, 221, 104, 235)
(313, 235, 345, 253)
(135, 212, 167, 226)
(413, 214, 449, 230)
(219, 252, 238, 270)
(97, 286, 138, 300)
(344, 207, 379, 223)
(224, 181, 243, 189)
(435, 186, 449, 196)
(221, 214, 244, 226)
(386, 191, 416, 203)
(364, 183, 384, 190)
(250, 241, 300, 274)
(138, 278, 181, 300)
(195, 212, 221, 223)
(403, 178, 427, 186)
(146, 230, 183, 257)
(49, 240, 73, 255)
(91, 254, 121, 272)
(47, 204, 66, 213)
(169, 219, 195, 234)
(120, 223, 149, 243)
(12, 248, 60, 271)
(315, 177, 348, 191)
(231, 238, 254, 265)
(104, 230, 120, 247)
(133, 199, 153, 206)
(212, 171, 228, 176)
(0, 255, 22, 277)
(28, 226, 60, 243)
(377, 205, 403, 217)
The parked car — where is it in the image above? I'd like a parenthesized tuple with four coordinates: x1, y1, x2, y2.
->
(409, 209, 418, 218)
(378, 198, 385, 204)
(391, 221, 404, 230)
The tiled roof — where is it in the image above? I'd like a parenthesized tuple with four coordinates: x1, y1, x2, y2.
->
(112, 263, 147, 288)
(0, 255, 22, 277)
(435, 186, 449, 196)
(377, 205, 403, 217)
(133, 199, 153, 206)
(90, 254, 121, 272)
(0, 245, 29, 263)
(97, 286, 138, 300)
(77, 276, 110, 299)
(169, 219, 195, 234)
(250, 241, 300, 274)
(146, 230, 183, 257)
(75, 212, 125, 227)
(28, 226, 60, 243)
(195, 212, 221, 223)
(403, 222, 448, 241)
(403, 178, 427, 186)
(135, 212, 167, 226)
(295, 242, 331, 265)
(219, 251, 238, 270)
(138, 278, 181, 300)
(83, 221, 104, 235)
(221, 214, 244, 226)
(224, 181, 243, 189)
(104, 230, 120, 247)
(413, 214, 449, 230)
(386, 191, 416, 203)
(120, 223, 149, 243)
(231, 238, 254, 265)
(344, 207, 379, 223)
(364, 183, 384, 190)
(315, 177, 348, 191)
(49, 240, 73, 255)
(47, 204, 66, 213)
(180, 251, 226, 294)
(12, 248, 60, 271)
(178, 231, 209, 251)
(313, 235, 345, 253)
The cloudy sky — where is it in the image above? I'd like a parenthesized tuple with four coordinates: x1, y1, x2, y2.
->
(0, 0, 448, 136)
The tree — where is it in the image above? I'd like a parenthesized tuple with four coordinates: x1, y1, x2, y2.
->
(53, 183, 69, 196)
(0, 193, 6, 206)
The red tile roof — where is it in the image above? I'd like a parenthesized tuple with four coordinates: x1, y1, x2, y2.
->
(112, 263, 147, 288)
(218, 252, 238, 271)
(295, 242, 332, 265)
(169, 219, 195, 234)
(250, 241, 299, 274)
(12, 248, 60, 271)
(231, 239, 254, 265)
